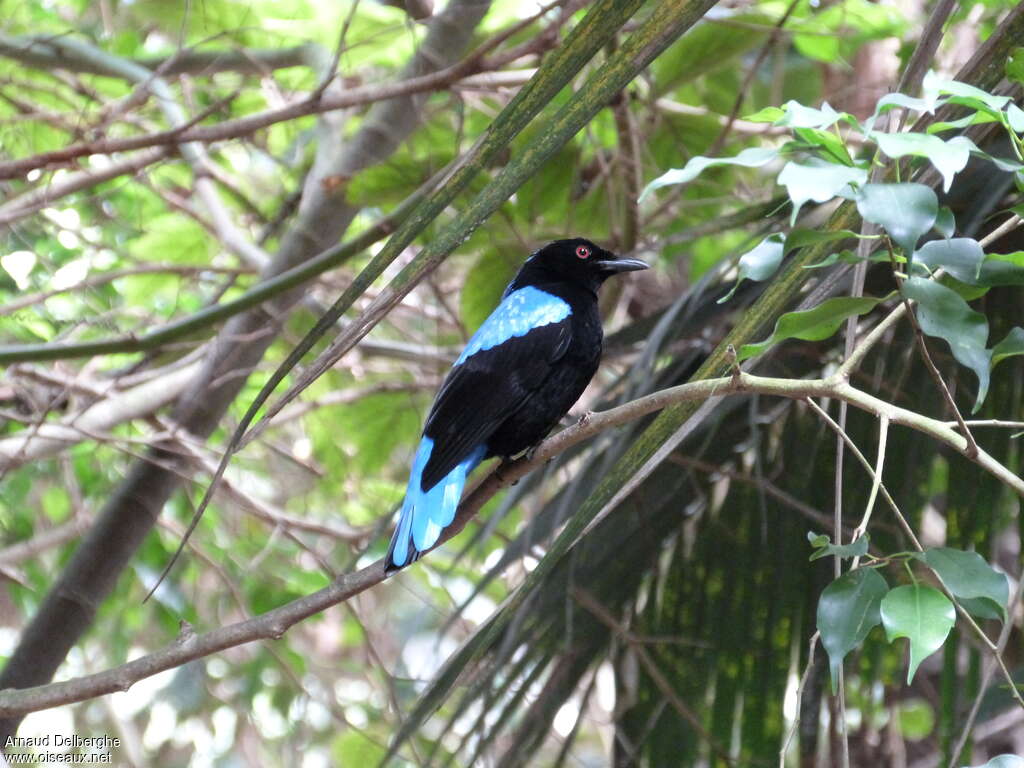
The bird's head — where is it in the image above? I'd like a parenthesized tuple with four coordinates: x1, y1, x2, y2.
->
(526, 238, 649, 290)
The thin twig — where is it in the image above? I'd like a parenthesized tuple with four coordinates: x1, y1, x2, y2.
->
(779, 631, 820, 767)
(0, 2, 567, 180)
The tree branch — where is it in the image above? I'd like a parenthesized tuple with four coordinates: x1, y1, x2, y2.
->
(0, 2, 564, 180)
(0, 0, 495, 742)
(0, 368, 1020, 719)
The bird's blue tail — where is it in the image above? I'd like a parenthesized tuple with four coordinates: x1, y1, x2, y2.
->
(385, 437, 485, 572)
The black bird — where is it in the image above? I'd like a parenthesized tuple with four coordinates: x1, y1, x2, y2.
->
(385, 238, 648, 571)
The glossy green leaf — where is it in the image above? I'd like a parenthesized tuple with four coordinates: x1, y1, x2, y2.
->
(881, 585, 955, 683)
(923, 70, 1013, 112)
(874, 91, 942, 117)
(738, 296, 884, 361)
(856, 183, 937, 256)
(639, 147, 779, 201)
(793, 126, 854, 166)
(1007, 103, 1024, 133)
(774, 99, 846, 129)
(968, 147, 1024, 173)
(992, 327, 1024, 369)
(926, 112, 993, 134)
(934, 206, 956, 238)
(903, 277, 991, 411)
(957, 597, 1006, 621)
(915, 238, 984, 282)
(717, 234, 785, 303)
(916, 238, 1024, 287)
(778, 161, 867, 224)
(917, 548, 1009, 621)
(817, 568, 888, 692)
(871, 132, 974, 192)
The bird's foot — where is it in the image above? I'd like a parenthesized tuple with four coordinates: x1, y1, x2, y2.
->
(524, 441, 554, 465)
(495, 460, 520, 486)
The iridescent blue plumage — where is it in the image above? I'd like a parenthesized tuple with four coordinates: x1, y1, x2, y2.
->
(455, 286, 570, 365)
(386, 438, 486, 569)
(386, 287, 569, 569)
(384, 238, 648, 572)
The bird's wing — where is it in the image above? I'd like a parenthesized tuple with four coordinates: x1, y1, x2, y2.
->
(418, 287, 573, 491)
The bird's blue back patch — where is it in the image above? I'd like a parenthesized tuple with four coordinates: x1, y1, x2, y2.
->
(456, 286, 570, 365)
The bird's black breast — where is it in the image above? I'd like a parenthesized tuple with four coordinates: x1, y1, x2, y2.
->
(417, 281, 604, 490)
(484, 295, 602, 459)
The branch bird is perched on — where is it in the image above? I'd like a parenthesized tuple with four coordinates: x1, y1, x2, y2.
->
(385, 238, 648, 572)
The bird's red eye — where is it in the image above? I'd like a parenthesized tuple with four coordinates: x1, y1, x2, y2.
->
(575, 245, 591, 259)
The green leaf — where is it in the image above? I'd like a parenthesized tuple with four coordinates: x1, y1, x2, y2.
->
(809, 533, 870, 561)
(992, 327, 1024, 369)
(743, 106, 785, 123)
(1007, 103, 1024, 133)
(856, 183, 937, 256)
(653, 11, 771, 88)
(717, 234, 785, 303)
(915, 238, 984, 283)
(917, 547, 1009, 621)
(871, 132, 974, 192)
(957, 597, 1006, 622)
(968, 147, 1024, 173)
(807, 531, 831, 548)
(793, 31, 840, 63)
(916, 238, 1024, 287)
(793, 126, 854, 166)
(738, 296, 884, 361)
(874, 92, 943, 117)
(774, 99, 846, 129)
(785, 228, 861, 255)
(817, 569, 888, 692)
(902, 277, 991, 411)
(639, 147, 778, 201)
(880, 584, 955, 683)
(926, 113, 993, 134)
(934, 206, 956, 238)
(777, 161, 867, 224)
(923, 71, 1013, 113)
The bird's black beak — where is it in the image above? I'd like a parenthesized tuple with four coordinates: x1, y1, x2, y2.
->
(595, 257, 649, 274)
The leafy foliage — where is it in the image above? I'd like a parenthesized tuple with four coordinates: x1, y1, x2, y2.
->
(1, 1, 1023, 767)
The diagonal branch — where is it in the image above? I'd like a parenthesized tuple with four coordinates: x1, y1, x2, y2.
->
(0, 2, 566, 181)
(1, 367, 1021, 720)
